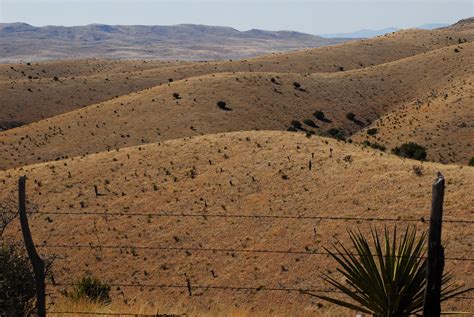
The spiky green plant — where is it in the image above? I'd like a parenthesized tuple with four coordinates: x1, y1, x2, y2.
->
(307, 226, 471, 316)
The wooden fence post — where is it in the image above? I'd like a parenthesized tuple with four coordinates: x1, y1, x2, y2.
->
(423, 172, 445, 317)
(18, 176, 46, 317)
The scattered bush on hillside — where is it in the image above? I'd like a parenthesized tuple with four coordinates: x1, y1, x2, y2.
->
(293, 82, 306, 92)
(172, 93, 181, 100)
(367, 128, 378, 136)
(303, 119, 318, 128)
(313, 111, 325, 121)
(392, 142, 427, 161)
(216, 101, 232, 111)
(327, 128, 346, 141)
(66, 275, 111, 304)
(53, 76, 59, 81)
(306, 131, 316, 138)
(362, 140, 386, 152)
(270, 77, 281, 85)
(346, 112, 356, 121)
(291, 120, 303, 130)
(469, 157, 474, 166)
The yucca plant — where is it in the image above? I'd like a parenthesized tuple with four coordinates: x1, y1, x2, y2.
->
(307, 226, 471, 316)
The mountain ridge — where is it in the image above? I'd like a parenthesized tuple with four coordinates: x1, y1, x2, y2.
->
(0, 22, 350, 62)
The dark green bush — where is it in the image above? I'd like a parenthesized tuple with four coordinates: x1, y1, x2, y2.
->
(469, 157, 474, 166)
(346, 112, 356, 121)
(392, 142, 427, 161)
(303, 119, 318, 128)
(367, 128, 378, 136)
(291, 120, 302, 129)
(216, 101, 232, 111)
(313, 111, 325, 121)
(327, 128, 346, 141)
(1, 241, 36, 316)
(66, 275, 111, 304)
(362, 140, 386, 152)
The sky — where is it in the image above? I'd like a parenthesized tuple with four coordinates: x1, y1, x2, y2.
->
(0, 0, 472, 34)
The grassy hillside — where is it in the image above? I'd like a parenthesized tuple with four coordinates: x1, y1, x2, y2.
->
(353, 81, 474, 165)
(2, 131, 473, 315)
(1, 23, 473, 127)
(1, 41, 472, 169)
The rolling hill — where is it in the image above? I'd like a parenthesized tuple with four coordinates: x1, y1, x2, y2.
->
(1, 131, 473, 315)
(1, 19, 473, 129)
(1, 18, 473, 316)
(0, 40, 472, 169)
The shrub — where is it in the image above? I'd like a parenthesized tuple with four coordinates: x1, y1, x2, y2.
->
(362, 140, 386, 152)
(346, 112, 356, 121)
(303, 119, 318, 128)
(53, 76, 59, 81)
(66, 275, 111, 304)
(216, 101, 232, 111)
(291, 120, 302, 129)
(392, 142, 427, 161)
(327, 128, 340, 136)
(367, 128, 378, 136)
(469, 157, 474, 166)
(313, 111, 325, 121)
(327, 128, 346, 141)
(1, 240, 36, 316)
(172, 93, 181, 100)
(293, 82, 301, 89)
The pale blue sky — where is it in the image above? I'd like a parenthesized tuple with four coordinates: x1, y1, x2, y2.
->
(0, 0, 472, 34)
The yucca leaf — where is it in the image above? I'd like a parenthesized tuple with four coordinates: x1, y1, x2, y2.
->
(308, 225, 470, 316)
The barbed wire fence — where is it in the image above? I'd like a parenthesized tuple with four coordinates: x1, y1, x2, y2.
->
(6, 175, 474, 316)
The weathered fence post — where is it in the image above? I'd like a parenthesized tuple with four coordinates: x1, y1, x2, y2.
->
(18, 176, 46, 317)
(423, 172, 445, 317)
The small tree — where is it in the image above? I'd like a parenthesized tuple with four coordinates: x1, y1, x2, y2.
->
(392, 142, 427, 161)
(1, 241, 36, 316)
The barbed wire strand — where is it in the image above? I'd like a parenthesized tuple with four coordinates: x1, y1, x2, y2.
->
(46, 282, 474, 300)
(3, 210, 473, 224)
(36, 244, 474, 261)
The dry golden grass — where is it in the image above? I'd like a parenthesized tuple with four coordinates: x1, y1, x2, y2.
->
(1, 40, 472, 169)
(2, 131, 473, 315)
(1, 22, 473, 126)
(49, 297, 352, 316)
(1, 19, 473, 316)
(353, 81, 474, 164)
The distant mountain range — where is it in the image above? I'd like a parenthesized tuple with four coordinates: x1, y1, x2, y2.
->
(0, 23, 350, 62)
(320, 23, 449, 38)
